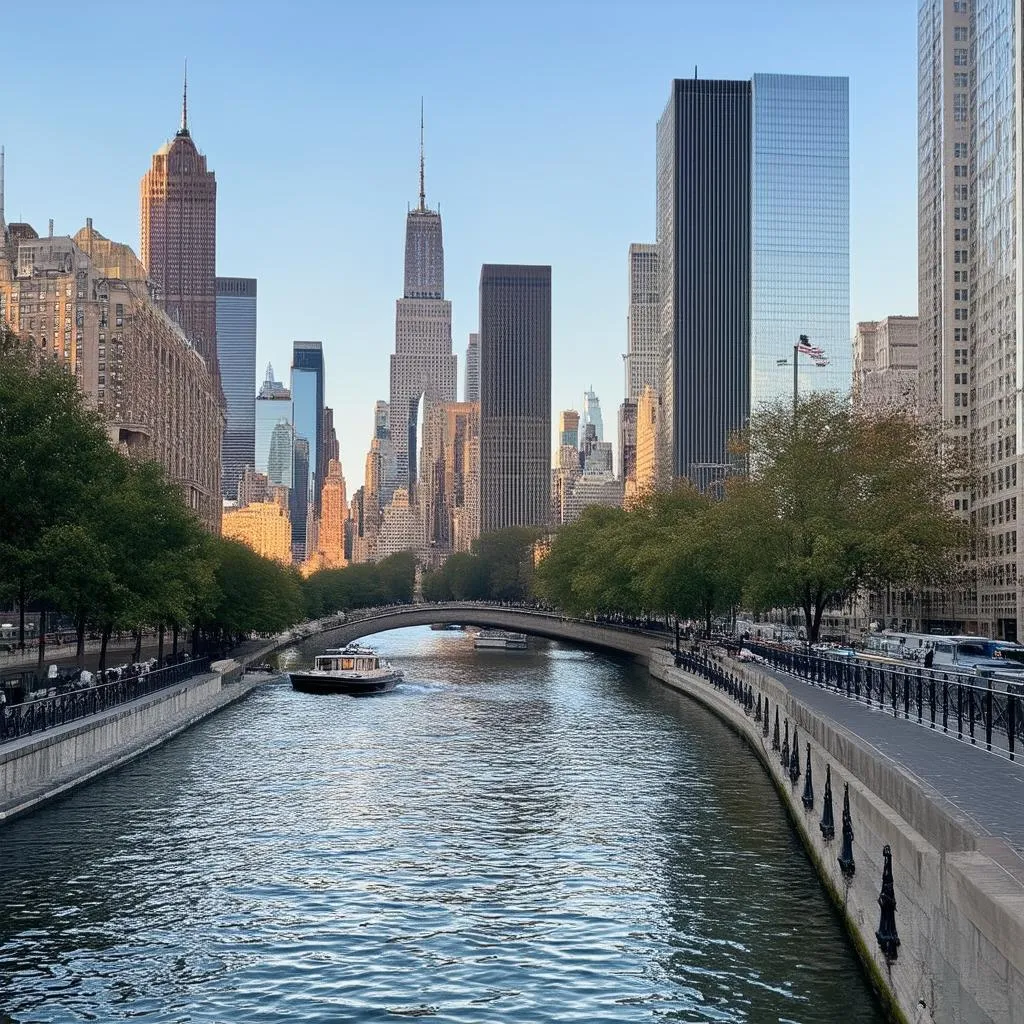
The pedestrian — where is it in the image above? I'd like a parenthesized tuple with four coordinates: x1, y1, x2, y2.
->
(923, 647, 934, 669)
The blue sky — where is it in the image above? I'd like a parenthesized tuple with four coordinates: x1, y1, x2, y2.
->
(3, 0, 918, 478)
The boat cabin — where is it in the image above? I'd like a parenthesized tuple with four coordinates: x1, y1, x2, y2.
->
(315, 646, 380, 673)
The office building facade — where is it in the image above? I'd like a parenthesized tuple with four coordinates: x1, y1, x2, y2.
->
(216, 277, 257, 499)
(389, 147, 457, 495)
(140, 87, 218, 371)
(627, 244, 660, 399)
(290, 341, 325, 558)
(465, 333, 480, 403)
(479, 264, 552, 532)
(656, 74, 848, 489)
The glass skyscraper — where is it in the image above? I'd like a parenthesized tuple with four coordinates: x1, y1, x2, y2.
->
(656, 74, 849, 488)
(750, 75, 849, 411)
(215, 277, 257, 500)
(291, 341, 325, 557)
(255, 364, 292, 487)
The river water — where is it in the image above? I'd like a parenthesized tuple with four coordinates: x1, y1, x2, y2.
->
(0, 627, 883, 1023)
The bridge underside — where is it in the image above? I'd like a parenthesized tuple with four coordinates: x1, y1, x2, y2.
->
(310, 605, 655, 663)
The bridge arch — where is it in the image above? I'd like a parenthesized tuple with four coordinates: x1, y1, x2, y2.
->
(295, 603, 657, 663)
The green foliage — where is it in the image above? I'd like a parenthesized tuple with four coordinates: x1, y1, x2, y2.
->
(420, 527, 541, 604)
(0, 350, 310, 650)
(301, 552, 417, 618)
(538, 395, 967, 643)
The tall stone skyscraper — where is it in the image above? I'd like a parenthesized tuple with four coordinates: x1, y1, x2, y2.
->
(479, 264, 551, 533)
(389, 114, 457, 496)
(627, 244, 660, 399)
(464, 333, 480, 403)
(215, 277, 257, 499)
(918, 0, 1021, 639)
(656, 74, 848, 490)
(140, 73, 218, 371)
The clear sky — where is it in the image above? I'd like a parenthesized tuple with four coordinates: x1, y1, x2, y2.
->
(3, 0, 918, 480)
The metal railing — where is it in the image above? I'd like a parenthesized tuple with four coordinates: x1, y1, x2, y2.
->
(0, 657, 211, 746)
(742, 642, 1024, 763)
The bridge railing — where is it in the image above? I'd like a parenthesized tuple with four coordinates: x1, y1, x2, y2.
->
(0, 657, 212, 746)
(740, 641, 1024, 763)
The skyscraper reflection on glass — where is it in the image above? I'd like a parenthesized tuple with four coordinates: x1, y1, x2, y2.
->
(750, 74, 849, 413)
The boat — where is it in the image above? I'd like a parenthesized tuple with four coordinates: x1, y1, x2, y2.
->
(289, 644, 403, 696)
(474, 630, 528, 650)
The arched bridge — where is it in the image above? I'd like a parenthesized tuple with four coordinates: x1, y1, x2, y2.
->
(289, 603, 664, 663)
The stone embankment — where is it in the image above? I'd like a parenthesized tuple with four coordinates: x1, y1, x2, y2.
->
(650, 648, 1024, 1024)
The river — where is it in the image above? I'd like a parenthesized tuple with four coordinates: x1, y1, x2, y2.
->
(0, 626, 884, 1023)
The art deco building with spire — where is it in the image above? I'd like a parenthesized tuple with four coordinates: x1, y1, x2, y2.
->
(140, 71, 218, 373)
(389, 109, 457, 497)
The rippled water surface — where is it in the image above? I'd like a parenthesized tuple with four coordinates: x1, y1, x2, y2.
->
(0, 627, 884, 1023)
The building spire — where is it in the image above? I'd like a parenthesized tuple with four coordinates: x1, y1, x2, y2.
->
(179, 59, 189, 136)
(418, 97, 426, 212)
(0, 147, 5, 240)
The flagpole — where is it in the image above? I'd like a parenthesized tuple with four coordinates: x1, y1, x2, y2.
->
(793, 340, 799, 418)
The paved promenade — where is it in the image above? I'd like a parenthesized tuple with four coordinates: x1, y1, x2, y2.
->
(746, 655, 1024, 859)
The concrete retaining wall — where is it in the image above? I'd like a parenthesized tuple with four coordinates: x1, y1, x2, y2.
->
(0, 664, 264, 823)
(649, 649, 1024, 1024)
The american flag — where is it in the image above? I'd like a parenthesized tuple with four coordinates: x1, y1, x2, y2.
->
(797, 340, 825, 358)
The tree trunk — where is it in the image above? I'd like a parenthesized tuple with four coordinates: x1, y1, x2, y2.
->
(191, 624, 200, 658)
(99, 624, 112, 672)
(172, 623, 179, 657)
(132, 629, 142, 664)
(76, 613, 86, 668)
(157, 623, 165, 666)
(18, 577, 26, 651)
(35, 606, 47, 683)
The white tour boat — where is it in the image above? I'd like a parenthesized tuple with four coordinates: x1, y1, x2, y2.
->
(474, 630, 528, 650)
(289, 644, 403, 696)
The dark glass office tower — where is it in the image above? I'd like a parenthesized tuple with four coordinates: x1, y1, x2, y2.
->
(656, 75, 849, 490)
(215, 277, 257, 499)
(657, 79, 751, 490)
(291, 341, 325, 557)
(479, 264, 552, 532)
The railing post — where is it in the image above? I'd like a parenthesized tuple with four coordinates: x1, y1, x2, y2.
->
(1009, 693, 1017, 761)
(916, 671, 923, 724)
(904, 669, 911, 720)
(968, 685, 976, 744)
(985, 681, 993, 752)
(929, 678, 936, 729)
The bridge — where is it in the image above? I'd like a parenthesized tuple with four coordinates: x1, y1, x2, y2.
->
(293, 603, 665, 663)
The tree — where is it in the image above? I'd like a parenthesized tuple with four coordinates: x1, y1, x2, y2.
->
(733, 394, 968, 643)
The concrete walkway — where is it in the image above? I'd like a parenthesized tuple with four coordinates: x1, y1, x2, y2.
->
(748, 656, 1024, 859)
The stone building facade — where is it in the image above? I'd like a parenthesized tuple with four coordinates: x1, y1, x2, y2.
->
(0, 223, 223, 531)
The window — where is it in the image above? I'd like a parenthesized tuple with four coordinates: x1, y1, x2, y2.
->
(954, 249, 968, 263)
(954, 48, 968, 66)
(953, 0, 968, 11)
(953, 26, 968, 41)
(954, 92, 969, 123)
(955, 288, 969, 301)
(955, 308, 968, 320)
(954, 143, 968, 158)
(954, 73, 968, 88)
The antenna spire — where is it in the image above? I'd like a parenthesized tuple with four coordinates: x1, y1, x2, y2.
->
(419, 98, 426, 212)
(0, 147, 5, 240)
(179, 59, 189, 136)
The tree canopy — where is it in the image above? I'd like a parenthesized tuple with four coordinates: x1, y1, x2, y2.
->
(536, 395, 968, 643)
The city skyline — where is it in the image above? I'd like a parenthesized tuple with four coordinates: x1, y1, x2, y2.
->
(0, 0, 918, 477)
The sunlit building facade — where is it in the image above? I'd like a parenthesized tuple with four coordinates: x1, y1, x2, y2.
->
(222, 501, 292, 564)
(140, 93, 218, 371)
(0, 223, 222, 531)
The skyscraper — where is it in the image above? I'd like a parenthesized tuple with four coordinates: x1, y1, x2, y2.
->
(479, 264, 552, 533)
(317, 458, 348, 569)
(465, 333, 480, 403)
(216, 277, 257, 499)
(389, 113, 457, 495)
(140, 73, 218, 370)
(626, 244, 660, 399)
(582, 388, 603, 441)
(656, 74, 849, 489)
(255, 363, 292, 487)
(918, 0, 1021, 639)
(291, 341, 324, 558)
(559, 409, 580, 449)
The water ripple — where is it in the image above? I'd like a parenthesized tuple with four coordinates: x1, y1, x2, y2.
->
(0, 627, 883, 1023)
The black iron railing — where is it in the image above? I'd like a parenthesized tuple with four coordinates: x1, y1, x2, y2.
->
(0, 657, 212, 746)
(742, 642, 1024, 762)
